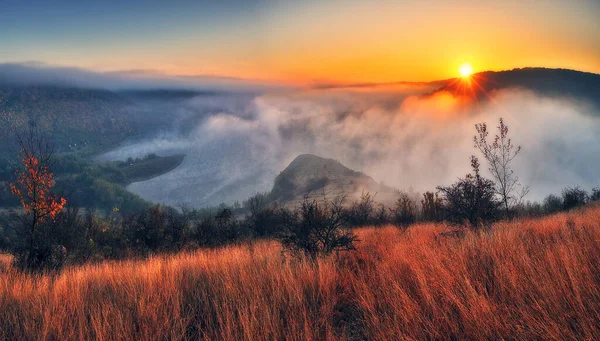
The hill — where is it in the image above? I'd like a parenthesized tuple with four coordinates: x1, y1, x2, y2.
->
(268, 154, 398, 206)
(440, 67, 600, 108)
(1, 204, 598, 340)
(0, 84, 135, 154)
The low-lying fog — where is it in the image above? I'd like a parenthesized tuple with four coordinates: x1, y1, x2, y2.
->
(100, 85, 600, 208)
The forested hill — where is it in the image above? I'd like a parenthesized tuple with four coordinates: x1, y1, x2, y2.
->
(440, 68, 600, 109)
(0, 85, 136, 154)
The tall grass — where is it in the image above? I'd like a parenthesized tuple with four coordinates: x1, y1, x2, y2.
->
(1, 206, 599, 340)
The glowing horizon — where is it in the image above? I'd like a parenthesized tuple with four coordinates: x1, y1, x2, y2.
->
(0, 0, 599, 86)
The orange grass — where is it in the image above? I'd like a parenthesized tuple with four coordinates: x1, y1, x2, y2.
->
(1, 206, 599, 340)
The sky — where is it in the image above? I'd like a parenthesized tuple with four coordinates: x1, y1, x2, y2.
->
(0, 0, 599, 85)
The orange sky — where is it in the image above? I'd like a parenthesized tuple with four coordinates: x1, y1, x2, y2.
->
(2, 0, 599, 85)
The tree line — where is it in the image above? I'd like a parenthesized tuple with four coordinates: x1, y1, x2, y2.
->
(1, 119, 599, 271)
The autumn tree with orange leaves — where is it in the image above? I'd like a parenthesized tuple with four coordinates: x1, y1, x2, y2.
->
(9, 125, 66, 270)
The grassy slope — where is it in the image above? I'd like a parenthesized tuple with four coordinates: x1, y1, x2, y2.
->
(1, 206, 599, 340)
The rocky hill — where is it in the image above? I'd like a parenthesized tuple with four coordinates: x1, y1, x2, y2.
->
(268, 154, 398, 207)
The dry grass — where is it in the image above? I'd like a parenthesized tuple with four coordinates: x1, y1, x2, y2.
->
(1, 206, 599, 340)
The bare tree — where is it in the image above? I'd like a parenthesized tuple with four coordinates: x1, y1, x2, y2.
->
(276, 195, 358, 260)
(474, 118, 528, 219)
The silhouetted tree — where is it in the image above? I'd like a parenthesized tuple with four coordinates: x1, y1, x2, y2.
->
(590, 187, 600, 202)
(474, 118, 528, 219)
(512, 201, 544, 218)
(421, 191, 443, 222)
(123, 205, 191, 255)
(192, 207, 248, 247)
(347, 191, 376, 227)
(562, 186, 588, 210)
(244, 192, 279, 237)
(276, 196, 358, 259)
(543, 194, 563, 214)
(374, 203, 389, 226)
(391, 192, 417, 228)
(437, 156, 499, 229)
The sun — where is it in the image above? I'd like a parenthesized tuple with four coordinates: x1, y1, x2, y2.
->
(459, 63, 473, 78)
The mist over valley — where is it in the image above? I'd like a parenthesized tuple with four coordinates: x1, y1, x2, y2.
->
(88, 68, 600, 208)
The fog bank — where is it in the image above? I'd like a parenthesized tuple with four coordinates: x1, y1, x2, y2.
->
(101, 86, 600, 207)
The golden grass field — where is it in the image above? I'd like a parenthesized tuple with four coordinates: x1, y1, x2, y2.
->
(1, 206, 599, 340)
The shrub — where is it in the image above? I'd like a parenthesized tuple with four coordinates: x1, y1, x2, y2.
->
(373, 203, 389, 226)
(512, 201, 544, 218)
(391, 192, 417, 228)
(562, 186, 588, 210)
(243, 192, 280, 237)
(590, 187, 600, 202)
(346, 191, 376, 227)
(543, 194, 563, 214)
(437, 156, 499, 229)
(421, 191, 443, 222)
(276, 196, 358, 259)
(192, 207, 249, 247)
(123, 205, 191, 255)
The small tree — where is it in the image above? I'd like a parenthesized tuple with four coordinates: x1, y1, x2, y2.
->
(590, 187, 600, 202)
(391, 192, 417, 228)
(276, 196, 358, 259)
(421, 191, 443, 222)
(474, 118, 528, 219)
(543, 194, 563, 214)
(244, 192, 279, 237)
(374, 203, 389, 226)
(437, 156, 499, 229)
(562, 186, 588, 210)
(9, 126, 66, 270)
(347, 191, 376, 227)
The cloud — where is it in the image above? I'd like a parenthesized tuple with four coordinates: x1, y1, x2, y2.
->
(0, 62, 285, 92)
(102, 86, 600, 207)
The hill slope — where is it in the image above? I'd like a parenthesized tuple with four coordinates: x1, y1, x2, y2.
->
(0, 85, 135, 154)
(440, 68, 600, 108)
(1, 204, 599, 340)
(268, 154, 398, 206)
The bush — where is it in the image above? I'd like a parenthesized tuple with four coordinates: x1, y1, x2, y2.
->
(437, 156, 499, 229)
(512, 201, 544, 218)
(590, 187, 600, 202)
(276, 196, 358, 259)
(122, 205, 191, 256)
(391, 192, 417, 228)
(243, 192, 280, 237)
(373, 203, 389, 226)
(543, 194, 563, 214)
(6, 207, 88, 271)
(421, 191, 443, 222)
(192, 208, 249, 247)
(562, 186, 588, 210)
(346, 192, 376, 227)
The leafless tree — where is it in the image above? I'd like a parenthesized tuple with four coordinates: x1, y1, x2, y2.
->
(474, 118, 528, 219)
(276, 195, 358, 260)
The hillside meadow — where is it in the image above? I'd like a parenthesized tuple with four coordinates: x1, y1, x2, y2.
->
(1, 205, 599, 340)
